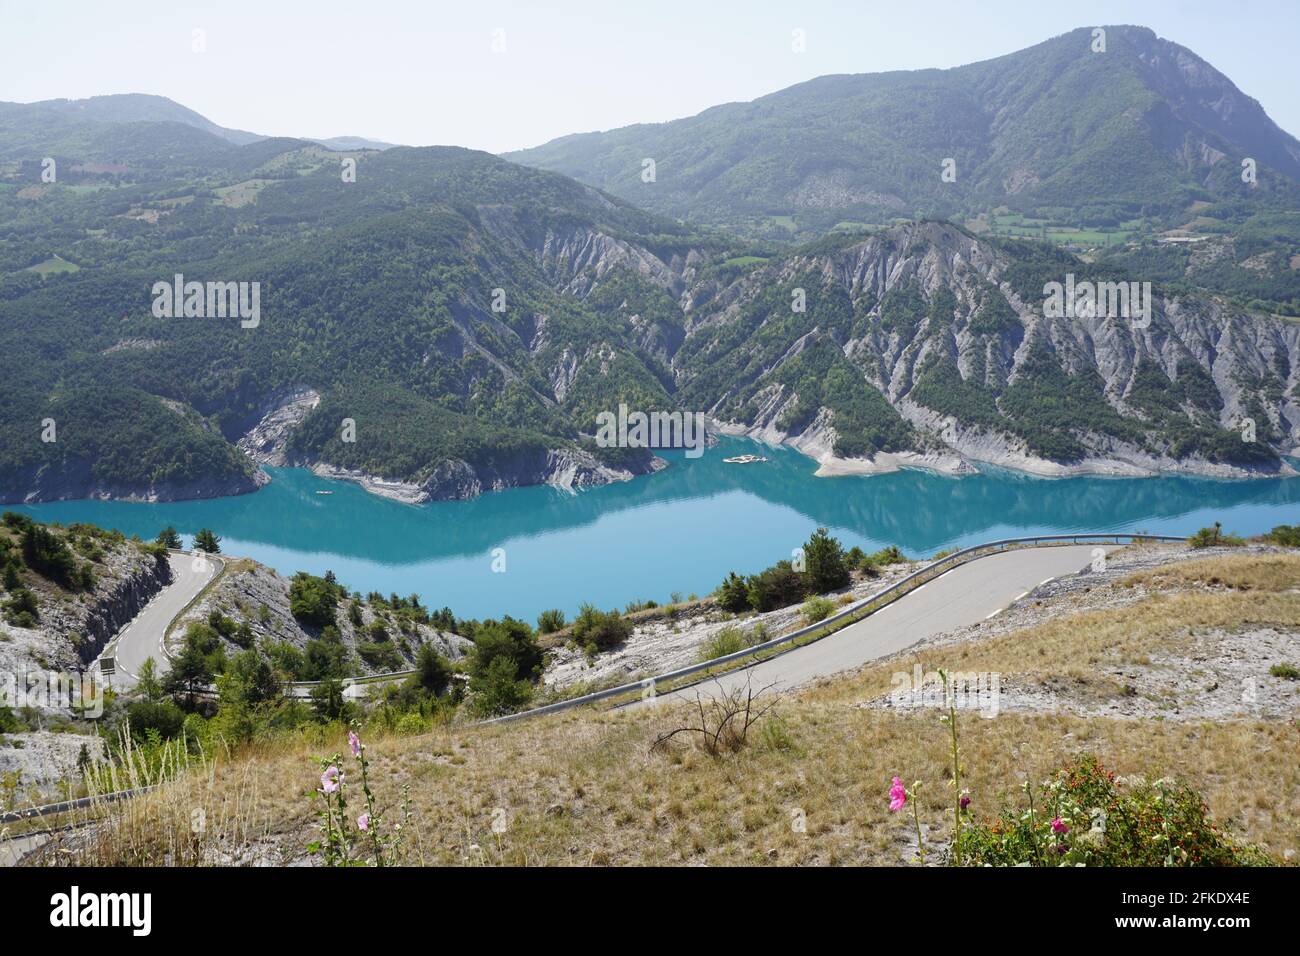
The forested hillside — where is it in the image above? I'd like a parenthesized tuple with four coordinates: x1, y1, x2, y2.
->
(0, 110, 737, 502)
(510, 26, 1300, 244)
(2, 63, 1299, 503)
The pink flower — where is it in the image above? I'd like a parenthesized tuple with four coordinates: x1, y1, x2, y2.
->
(357, 812, 370, 832)
(959, 795, 971, 810)
(348, 731, 361, 758)
(888, 776, 907, 812)
(1051, 817, 1069, 834)
(320, 765, 340, 794)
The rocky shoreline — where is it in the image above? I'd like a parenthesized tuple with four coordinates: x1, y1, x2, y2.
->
(4, 393, 1295, 508)
(0, 462, 268, 505)
(310, 447, 666, 504)
(238, 386, 667, 504)
(718, 418, 1299, 482)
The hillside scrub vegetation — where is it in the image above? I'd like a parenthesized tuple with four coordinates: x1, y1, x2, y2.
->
(716, 529, 904, 614)
(24, 546, 1296, 866)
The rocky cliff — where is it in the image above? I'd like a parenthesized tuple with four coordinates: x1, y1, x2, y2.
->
(170, 558, 473, 674)
(661, 221, 1300, 478)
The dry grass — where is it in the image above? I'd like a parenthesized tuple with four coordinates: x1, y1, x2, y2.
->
(809, 589, 1300, 701)
(35, 553, 1300, 866)
(1121, 553, 1300, 593)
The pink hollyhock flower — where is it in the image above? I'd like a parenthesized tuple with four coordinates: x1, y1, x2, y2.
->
(357, 813, 370, 832)
(320, 765, 340, 794)
(888, 776, 907, 812)
(348, 731, 361, 758)
(1051, 817, 1069, 834)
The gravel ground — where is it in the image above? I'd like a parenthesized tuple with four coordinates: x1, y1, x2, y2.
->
(855, 543, 1300, 721)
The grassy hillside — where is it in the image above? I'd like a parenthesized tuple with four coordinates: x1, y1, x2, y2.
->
(20, 546, 1298, 866)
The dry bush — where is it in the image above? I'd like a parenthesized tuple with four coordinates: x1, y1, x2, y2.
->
(651, 679, 779, 756)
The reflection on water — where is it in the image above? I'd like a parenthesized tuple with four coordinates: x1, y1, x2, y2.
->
(14, 438, 1300, 620)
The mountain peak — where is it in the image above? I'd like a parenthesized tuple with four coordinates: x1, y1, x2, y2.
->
(509, 26, 1300, 240)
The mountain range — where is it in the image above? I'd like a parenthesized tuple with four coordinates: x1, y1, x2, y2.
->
(0, 93, 397, 162)
(1, 24, 1298, 504)
(510, 26, 1300, 240)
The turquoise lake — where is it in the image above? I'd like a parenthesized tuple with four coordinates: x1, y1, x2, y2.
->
(12, 437, 1300, 621)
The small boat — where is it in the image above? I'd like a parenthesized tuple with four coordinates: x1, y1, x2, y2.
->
(315, 490, 334, 495)
(723, 454, 768, 464)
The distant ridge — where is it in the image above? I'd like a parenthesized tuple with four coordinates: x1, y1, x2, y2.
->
(11, 93, 397, 151)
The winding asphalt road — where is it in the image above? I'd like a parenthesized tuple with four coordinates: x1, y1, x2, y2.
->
(100, 551, 220, 690)
(633, 543, 1109, 708)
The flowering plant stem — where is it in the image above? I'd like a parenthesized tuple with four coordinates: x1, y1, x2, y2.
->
(911, 787, 926, 866)
(940, 669, 963, 867)
(356, 738, 385, 867)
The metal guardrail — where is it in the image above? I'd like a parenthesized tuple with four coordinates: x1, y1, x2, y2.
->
(478, 532, 1185, 725)
(0, 786, 159, 826)
(2, 532, 1184, 827)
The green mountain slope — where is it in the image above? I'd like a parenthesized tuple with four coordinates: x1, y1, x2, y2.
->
(0, 119, 733, 502)
(508, 26, 1300, 239)
(2, 75, 1298, 504)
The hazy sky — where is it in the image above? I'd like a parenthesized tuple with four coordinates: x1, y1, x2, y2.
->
(2, 0, 1297, 153)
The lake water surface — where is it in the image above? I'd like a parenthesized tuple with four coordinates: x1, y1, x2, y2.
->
(13, 438, 1300, 621)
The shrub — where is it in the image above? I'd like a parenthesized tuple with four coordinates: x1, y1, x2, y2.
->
(1, 512, 34, 533)
(1269, 662, 1300, 681)
(1189, 522, 1245, 549)
(395, 711, 428, 736)
(955, 756, 1268, 866)
(21, 524, 79, 588)
(868, 545, 907, 567)
(715, 571, 751, 613)
(208, 609, 238, 639)
(358, 642, 404, 671)
(3, 587, 40, 626)
(0, 704, 24, 734)
(570, 603, 633, 653)
(125, 699, 186, 741)
(468, 655, 534, 717)
(469, 617, 542, 682)
(1264, 524, 1300, 547)
(697, 625, 751, 662)
(410, 644, 451, 696)
(266, 641, 308, 680)
(803, 527, 850, 593)
(232, 621, 255, 648)
(304, 635, 350, 681)
(746, 561, 806, 612)
(801, 595, 836, 624)
(536, 608, 566, 633)
(289, 572, 340, 629)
